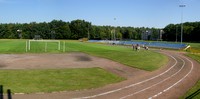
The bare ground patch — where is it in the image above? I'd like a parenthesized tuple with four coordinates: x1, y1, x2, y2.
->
(0, 53, 147, 79)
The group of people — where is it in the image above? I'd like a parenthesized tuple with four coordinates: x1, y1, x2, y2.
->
(132, 44, 149, 51)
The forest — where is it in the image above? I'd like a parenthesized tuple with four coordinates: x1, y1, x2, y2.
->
(163, 22, 200, 42)
(0, 19, 199, 42)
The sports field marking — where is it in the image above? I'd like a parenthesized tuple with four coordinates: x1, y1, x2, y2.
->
(73, 53, 178, 99)
(120, 56, 185, 99)
(148, 56, 194, 99)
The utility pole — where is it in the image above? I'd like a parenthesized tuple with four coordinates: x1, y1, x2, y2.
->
(176, 25, 178, 42)
(87, 24, 90, 40)
(179, 4, 186, 44)
(114, 18, 116, 41)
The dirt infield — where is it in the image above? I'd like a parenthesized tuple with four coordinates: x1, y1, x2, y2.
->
(1, 50, 200, 99)
(0, 52, 147, 79)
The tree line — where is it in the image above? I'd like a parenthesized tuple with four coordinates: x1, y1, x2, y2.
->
(0, 19, 199, 42)
(163, 21, 200, 42)
(0, 19, 160, 40)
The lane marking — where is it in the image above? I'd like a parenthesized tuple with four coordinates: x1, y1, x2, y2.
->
(73, 53, 178, 99)
(148, 56, 194, 99)
(120, 56, 185, 99)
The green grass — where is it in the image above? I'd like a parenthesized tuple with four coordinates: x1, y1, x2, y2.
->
(188, 43, 200, 49)
(180, 80, 200, 99)
(65, 41, 168, 71)
(0, 39, 65, 53)
(0, 39, 168, 71)
(187, 54, 200, 63)
(186, 43, 200, 53)
(0, 39, 168, 93)
(0, 39, 27, 53)
(0, 68, 124, 93)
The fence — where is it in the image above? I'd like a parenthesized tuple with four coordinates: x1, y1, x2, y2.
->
(0, 85, 12, 99)
(88, 40, 188, 49)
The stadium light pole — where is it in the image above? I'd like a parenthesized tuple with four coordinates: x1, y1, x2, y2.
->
(17, 29, 22, 39)
(114, 18, 116, 41)
(176, 25, 178, 42)
(179, 4, 186, 44)
(87, 24, 90, 40)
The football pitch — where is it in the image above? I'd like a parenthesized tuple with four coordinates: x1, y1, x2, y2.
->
(0, 39, 168, 94)
(0, 39, 168, 71)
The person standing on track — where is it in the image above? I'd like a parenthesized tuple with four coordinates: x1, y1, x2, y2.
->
(132, 44, 135, 50)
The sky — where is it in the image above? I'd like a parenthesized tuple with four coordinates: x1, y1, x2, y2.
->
(0, 0, 199, 28)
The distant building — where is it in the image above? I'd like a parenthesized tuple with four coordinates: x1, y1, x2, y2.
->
(142, 29, 164, 41)
(158, 29, 164, 41)
(142, 30, 152, 40)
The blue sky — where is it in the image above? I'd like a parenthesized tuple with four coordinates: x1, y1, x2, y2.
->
(0, 0, 199, 28)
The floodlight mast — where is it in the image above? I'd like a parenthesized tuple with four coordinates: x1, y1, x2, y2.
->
(114, 18, 116, 41)
(176, 25, 178, 42)
(87, 24, 90, 40)
(179, 4, 186, 44)
(17, 29, 22, 39)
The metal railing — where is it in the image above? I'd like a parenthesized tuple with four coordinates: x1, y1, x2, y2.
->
(0, 85, 12, 99)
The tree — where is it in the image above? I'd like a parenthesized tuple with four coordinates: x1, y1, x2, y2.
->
(69, 19, 91, 39)
(151, 28, 159, 40)
(0, 19, 199, 42)
(49, 20, 71, 39)
(163, 22, 200, 42)
(163, 24, 176, 41)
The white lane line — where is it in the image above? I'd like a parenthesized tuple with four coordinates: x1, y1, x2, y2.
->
(73, 54, 178, 99)
(149, 56, 194, 99)
(120, 56, 185, 99)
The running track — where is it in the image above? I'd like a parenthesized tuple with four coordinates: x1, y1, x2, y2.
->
(12, 50, 200, 99)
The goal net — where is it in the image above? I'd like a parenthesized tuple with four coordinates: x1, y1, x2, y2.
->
(26, 40, 61, 52)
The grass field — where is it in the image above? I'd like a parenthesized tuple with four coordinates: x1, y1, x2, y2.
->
(0, 39, 168, 71)
(0, 39, 63, 53)
(0, 39, 168, 93)
(65, 41, 168, 71)
(186, 42, 200, 53)
(0, 68, 124, 93)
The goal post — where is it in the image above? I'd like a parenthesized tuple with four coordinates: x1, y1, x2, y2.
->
(26, 40, 61, 52)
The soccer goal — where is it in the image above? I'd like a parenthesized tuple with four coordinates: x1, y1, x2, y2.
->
(26, 40, 61, 52)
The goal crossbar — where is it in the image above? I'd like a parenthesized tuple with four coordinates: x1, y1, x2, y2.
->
(27, 40, 61, 51)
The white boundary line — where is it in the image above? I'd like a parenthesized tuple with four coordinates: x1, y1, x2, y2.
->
(148, 55, 194, 99)
(120, 56, 185, 99)
(73, 53, 178, 99)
